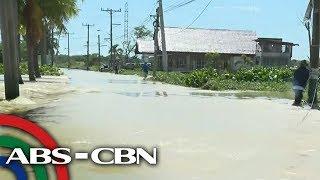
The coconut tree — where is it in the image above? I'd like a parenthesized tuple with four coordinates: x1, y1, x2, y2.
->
(22, 0, 43, 81)
(41, 0, 79, 66)
(19, 0, 79, 81)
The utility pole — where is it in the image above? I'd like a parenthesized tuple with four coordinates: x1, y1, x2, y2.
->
(308, 0, 320, 109)
(101, 8, 121, 74)
(158, 0, 168, 71)
(97, 29, 101, 65)
(82, 23, 94, 71)
(0, 0, 20, 100)
(68, 32, 70, 68)
(66, 32, 74, 69)
(152, 8, 160, 77)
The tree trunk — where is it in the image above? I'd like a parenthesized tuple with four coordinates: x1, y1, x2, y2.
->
(40, 25, 47, 65)
(34, 44, 41, 78)
(16, 0, 23, 84)
(26, 35, 36, 81)
(50, 28, 54, 66)
(17, 34, 24, 84)
(0, 0, 20, 100)
(308, 0, 320, 108)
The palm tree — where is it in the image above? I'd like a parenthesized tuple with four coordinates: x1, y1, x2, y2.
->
(19, 0, 80, 81)
(22, 0, 43, 81)
(41, 0, 79, 66)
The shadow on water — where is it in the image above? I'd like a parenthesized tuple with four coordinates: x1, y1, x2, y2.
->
(19, 106, 62, 125)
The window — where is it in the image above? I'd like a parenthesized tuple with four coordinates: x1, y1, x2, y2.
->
(177, 56, 186, 68)
(196, 59, 205, 69)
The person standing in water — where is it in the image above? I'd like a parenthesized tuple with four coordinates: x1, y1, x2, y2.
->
(142, 62, 149, 80)
(292, 60, 310, 106)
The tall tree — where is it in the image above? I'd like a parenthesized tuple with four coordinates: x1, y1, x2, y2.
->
(134, 25, 152, 39)
(42, 0, 79, 66)
(23, 0, 43, 81)
(18, 0, 80, 80)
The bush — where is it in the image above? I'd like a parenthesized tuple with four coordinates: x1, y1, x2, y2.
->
(203, 78, 290, 92)
(154, 71, 188, 86)
(153, 66, 295, 92)
(185, 68, 218, 87)
(0, 63, 63, 76)
(39, 65, 63, 76)
(233, 67, 293, 82)
(0, 63, 3, 74)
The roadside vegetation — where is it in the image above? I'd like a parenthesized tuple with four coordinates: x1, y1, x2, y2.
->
(153, 67, 293, 91)
(0, 63, 63, 76)
(120, 66, 316, 99)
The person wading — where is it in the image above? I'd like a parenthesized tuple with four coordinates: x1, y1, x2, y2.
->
(142, 62, 149, 80)
(292, 60, 310, 106)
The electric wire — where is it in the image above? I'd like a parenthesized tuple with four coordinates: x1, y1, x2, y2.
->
(165, 0, 197, 12)
(185, 0, 213, 29)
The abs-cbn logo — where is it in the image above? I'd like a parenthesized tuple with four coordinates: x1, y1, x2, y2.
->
(7, 147, 157, 165)
(0, 115, 157, 180)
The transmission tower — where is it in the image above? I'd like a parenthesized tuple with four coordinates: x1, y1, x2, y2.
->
(124, 1, 129, 62)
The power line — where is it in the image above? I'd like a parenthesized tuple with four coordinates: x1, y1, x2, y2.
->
(165, 0, 197, 13)
(138, 1, 158, 27)
(185, 0, 213, 29)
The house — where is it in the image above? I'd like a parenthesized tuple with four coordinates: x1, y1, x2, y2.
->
(135, 27, 297, 72)
(136, 27, 257, 72)
(255, 38, 298, 67)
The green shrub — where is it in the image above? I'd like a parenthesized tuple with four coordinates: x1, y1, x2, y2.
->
(203, 78, 290, 92)
(185, 68, 218, 87)
(0, 63, 63, 76)
(39, 65, 63, 76)
(233, 67, 293, 82)
(0, 63, 3, 74)
(20, 63, 28, 75)
(154, 71, 188, 86)
(152, 66, 295, 92)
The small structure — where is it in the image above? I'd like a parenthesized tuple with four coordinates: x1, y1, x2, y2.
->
(255, 38, 298, 67)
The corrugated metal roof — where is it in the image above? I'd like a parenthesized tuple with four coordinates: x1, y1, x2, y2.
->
(136, 27, 257, 55)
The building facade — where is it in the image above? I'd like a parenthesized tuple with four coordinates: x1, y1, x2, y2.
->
(136, 27, 296, 72)
(255, 38, 298, 67)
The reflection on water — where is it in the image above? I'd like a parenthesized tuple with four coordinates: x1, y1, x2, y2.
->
(1, 70, 320, 180)
(107, 79, 139, 84)
(115, 91, 168, 98)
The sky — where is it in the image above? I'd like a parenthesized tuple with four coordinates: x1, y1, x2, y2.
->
(58, 0, 310, 60)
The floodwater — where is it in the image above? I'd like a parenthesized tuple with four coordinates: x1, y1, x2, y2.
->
(1, 69, 320, 180)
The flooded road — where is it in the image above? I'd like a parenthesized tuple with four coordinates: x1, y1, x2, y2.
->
(2, 69, 320, 180)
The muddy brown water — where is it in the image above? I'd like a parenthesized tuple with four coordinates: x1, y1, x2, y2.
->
(1, 69, 320, 180)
